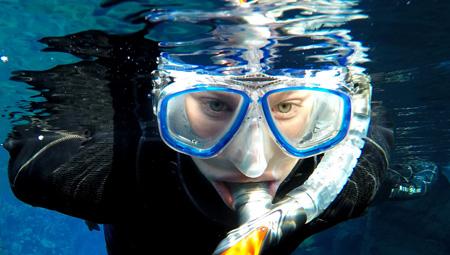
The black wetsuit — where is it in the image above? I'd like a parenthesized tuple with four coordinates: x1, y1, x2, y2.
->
(3, 110, 394, 255)
(3, 30, 395, 255)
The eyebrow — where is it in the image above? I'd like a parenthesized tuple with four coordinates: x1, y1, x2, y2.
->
(269, 90, 312, 102)
(190, 92, 241, 103)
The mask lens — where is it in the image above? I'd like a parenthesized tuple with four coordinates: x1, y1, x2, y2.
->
(264, 88, 350, 156)
(160, 88, 247, 155)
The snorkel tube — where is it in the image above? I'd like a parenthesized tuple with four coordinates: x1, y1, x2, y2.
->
(213, 71, 371, 255)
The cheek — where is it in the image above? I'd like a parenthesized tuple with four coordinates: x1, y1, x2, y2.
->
(267, 151, 299, 180)
(191, 157, 235, 180)
(277, 112, 310, 140)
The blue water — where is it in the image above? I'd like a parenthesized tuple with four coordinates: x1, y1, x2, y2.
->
(1, 0, 450, 254)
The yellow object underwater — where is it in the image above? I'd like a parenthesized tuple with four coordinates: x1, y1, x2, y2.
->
(220, 226, 269, 255)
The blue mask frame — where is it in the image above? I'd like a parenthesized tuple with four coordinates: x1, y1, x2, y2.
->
(158, 85, 351, 158)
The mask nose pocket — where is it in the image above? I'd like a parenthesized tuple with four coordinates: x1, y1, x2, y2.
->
(223, 105, 275, 178)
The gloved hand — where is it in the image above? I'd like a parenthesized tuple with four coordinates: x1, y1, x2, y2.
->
(388, 160, 438, 200)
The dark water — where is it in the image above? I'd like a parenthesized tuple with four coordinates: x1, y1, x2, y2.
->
(1, 0, 450, 254)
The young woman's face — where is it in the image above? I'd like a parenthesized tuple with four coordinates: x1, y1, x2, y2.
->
(184, 90, 314, 208)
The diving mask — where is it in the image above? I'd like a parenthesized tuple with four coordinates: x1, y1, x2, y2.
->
(152, 67, 353, 161)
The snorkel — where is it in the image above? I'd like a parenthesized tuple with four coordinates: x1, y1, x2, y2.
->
(147, 0, 370, 254)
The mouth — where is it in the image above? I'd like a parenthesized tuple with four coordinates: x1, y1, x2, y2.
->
(211, 180, 279, 209)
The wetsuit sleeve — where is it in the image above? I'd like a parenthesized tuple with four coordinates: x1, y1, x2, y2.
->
(2, 29, 162, 225)
(3, 128, 141, 223)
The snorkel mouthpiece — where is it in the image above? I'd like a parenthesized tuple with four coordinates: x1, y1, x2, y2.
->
(215, 183, 273, 255)
(229, 182, 273, 224)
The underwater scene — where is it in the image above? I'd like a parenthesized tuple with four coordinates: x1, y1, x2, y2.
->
(1, 0, 450, 254)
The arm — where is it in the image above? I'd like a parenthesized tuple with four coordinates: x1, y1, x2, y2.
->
(3, 128, 139, 223)
(3, 30, 161, 224)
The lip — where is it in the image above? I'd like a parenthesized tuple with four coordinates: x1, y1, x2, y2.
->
(211, 180, 279, 210)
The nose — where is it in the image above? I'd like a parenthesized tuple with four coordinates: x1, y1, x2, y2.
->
(223, 110, 274, 178)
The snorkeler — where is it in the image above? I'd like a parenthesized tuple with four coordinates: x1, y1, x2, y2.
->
(2, 1, 438, 254)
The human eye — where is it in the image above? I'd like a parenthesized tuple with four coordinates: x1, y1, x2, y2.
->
(271, 100, 303, 120)
(276, 102, 293, 113)
(189, 91, 241, 120)
(204, 98, 230, 113)
(199, 97, 234, 118)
